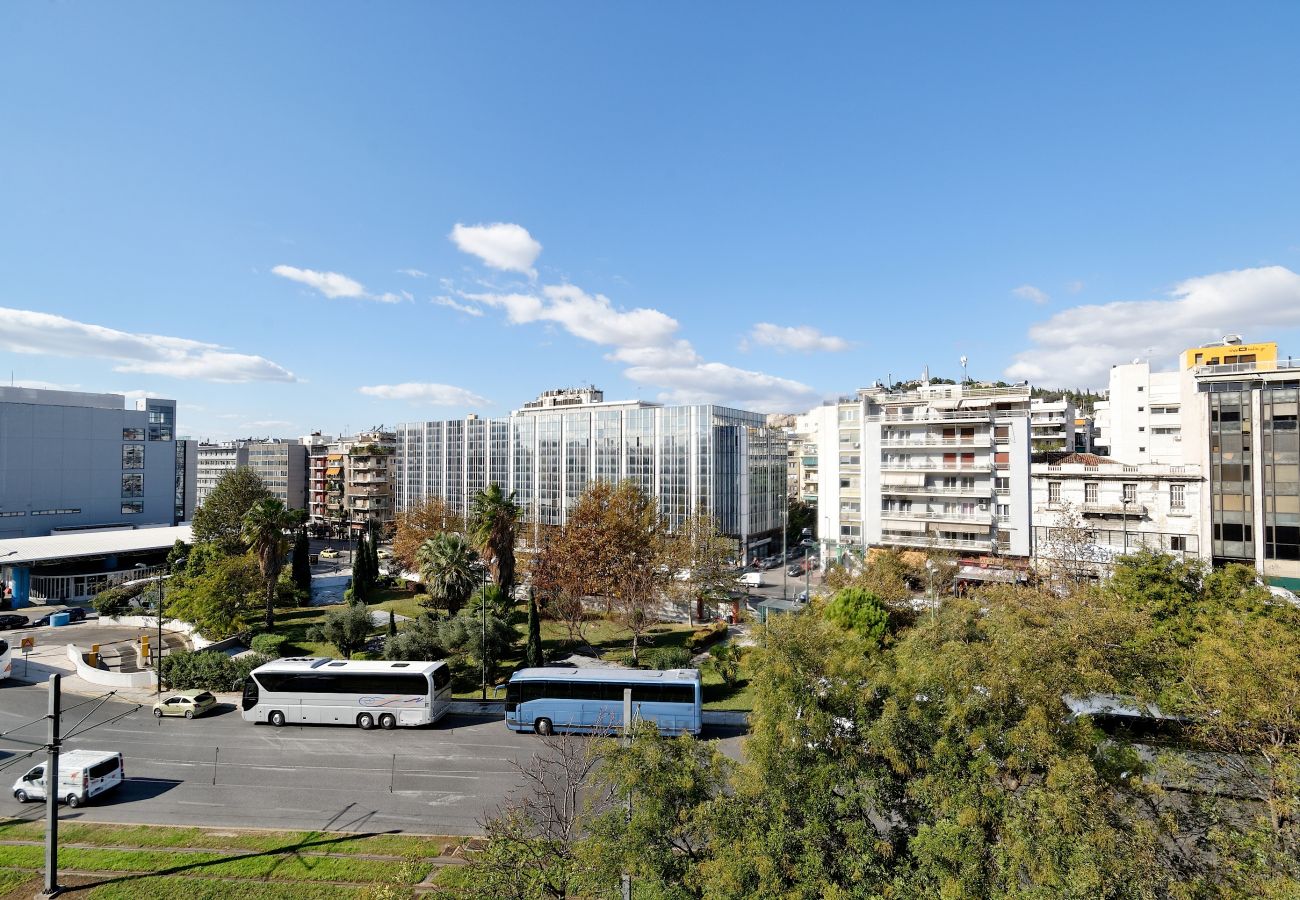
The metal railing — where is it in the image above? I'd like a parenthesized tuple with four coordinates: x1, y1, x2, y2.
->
(880, 509, 992, 524)
(879, 533, 998, 552)
(881, 483, 991, 495)
(879, 435, 992, 447)
(880, 461, 993, 472)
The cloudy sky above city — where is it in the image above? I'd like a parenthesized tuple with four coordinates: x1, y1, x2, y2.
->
(3, 3, 1300, 440)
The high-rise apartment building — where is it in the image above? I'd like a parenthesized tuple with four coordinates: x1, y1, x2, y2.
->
(394, 388, 786, 558)
(0, 387, 194, 538)
(195, 442, 249, 507)
(196, 439, 307, 511)
(345, 431, 396, 532)
(812, 381, 1033, 565)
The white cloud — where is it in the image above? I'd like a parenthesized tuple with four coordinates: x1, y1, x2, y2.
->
(450, 223, 542, 277)
(398, 268, 428, 278)
(243, 419, 295, 430)
(469, 284, 680, 348)
(1012, 284, 1050, 305)
(0, 307, 297, 383)
(606, 340, 701, 367)
(1066, 280, 1085, 294)
(272, 264, 405, 303)
(358, 382, 489, 407)
(747, 323, 851, 353)
(272, 265, 366, 299)
(1005, 265, 1300, 387)
(623, 361, 818, 413)
(432, 296, 485, 317)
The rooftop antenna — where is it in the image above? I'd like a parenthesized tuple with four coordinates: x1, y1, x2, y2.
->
(960, 355, 968, 384)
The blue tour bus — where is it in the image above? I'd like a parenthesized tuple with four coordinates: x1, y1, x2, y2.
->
(505, 667, 702, 736)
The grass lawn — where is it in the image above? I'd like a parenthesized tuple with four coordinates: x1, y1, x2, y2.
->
(0, 819, 458, 900)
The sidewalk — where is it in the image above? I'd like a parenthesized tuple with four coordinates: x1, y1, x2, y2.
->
(5, 641, 163, 706)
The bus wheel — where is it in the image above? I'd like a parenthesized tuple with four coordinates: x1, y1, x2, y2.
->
(66, 794, 81, 808)
(358, 713, 375, 730)
(535, 718, 553, 736)
(269, 710, 286, 727)
(379, 714, 396, 730)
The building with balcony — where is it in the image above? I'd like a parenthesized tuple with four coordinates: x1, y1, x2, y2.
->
(1031, 453, 1203, 577)
(812, 381, 1033, 564)
(0, 387, 193, 540)
(1029, 398, 1076, 452)
(768, 411, 820, 504)
(395, 388, 787, 558)
(195, 441, 249, 508)
(343, 431, 396, 533)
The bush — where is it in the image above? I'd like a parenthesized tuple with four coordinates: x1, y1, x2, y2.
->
(250, 633, 288, 657)
(160, 650, 272, 692)
(647, 646, 694, 670)
(92, 581, 148, 617)
(709, 642, 742, 688)
(686, 621, 729, 650)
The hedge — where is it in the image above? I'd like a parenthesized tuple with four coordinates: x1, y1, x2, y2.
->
(160, 650, 272, 692)
(685, 621, 729, 651)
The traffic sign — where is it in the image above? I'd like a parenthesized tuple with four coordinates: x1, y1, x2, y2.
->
(20, 636, 34, 652)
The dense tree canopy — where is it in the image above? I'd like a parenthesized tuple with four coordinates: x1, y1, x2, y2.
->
(191, 467, 271, 554)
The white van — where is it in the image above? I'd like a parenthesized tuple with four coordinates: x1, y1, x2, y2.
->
(12, 750, 124, 808)
(738, 571, 765, 588)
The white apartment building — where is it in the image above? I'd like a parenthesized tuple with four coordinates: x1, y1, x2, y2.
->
(1031, 454, 1203, 575)
(812, 382, 1033, 565)
(768, 412, 820, 504)
(1029, 398, 1076, 452)
(1091, 362, 1184, 463)
(195, 442, 249, 507)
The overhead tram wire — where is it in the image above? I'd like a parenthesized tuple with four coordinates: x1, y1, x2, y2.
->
(0, 690, 120, 739)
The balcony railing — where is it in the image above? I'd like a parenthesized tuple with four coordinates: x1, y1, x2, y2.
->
(881, 483, 990, 496)
(879, 461, 993, 472)
(879, 435, 991, 447)
(879, 533, 1000, 552)
(881, 509, 993, 524)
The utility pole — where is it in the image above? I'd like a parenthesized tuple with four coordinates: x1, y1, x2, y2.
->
(41, 673, 61, 898)
(621, 686, 632, 900)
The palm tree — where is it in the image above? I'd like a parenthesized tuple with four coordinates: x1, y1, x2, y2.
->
(416, 532, 480, 616)
(469, 483, 521, 598)
(241, 498, 300, 628)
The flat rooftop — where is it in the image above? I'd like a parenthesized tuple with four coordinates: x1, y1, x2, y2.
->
(0, 525, 194, 566)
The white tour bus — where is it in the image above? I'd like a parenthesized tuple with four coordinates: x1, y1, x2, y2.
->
(0, 638, 11, 681)
(241, 657, 453, 729)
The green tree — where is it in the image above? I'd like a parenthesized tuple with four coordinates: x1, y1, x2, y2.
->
(786, 496, 816, 546)
(308, 600, 375, 659)
(1110, 547, 1205, 644)
(291, 528, 312, 600)
(581, 722, 733, 900)
(436, 585, 519, 680)
(824, 586, 892, 647)
(670, 511, 737, 623)
(240, 497, 300, 628)
(417, 532, 480, 615)
(708, 642, 742, 688)
(525, 589, 543, 668)
(164, 553, 262, 639)
(167, 538, 192, 572)
(383, 613, 446, 661)
(470, 482, 521, 598)
(352, 535, 373, 603)
(192, 467, 271, 554)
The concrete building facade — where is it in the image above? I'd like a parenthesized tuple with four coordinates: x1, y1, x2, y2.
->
(1029, 398, 1077, 452)
(0, 387, 193, 539)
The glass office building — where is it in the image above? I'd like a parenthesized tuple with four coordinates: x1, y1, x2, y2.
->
(395, 389, 786, 556)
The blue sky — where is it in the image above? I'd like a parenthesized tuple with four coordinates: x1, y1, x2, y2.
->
(3, 3, 1299, 440)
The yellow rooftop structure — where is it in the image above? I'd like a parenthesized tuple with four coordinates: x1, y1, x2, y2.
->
(1179, 337, 1277, 372)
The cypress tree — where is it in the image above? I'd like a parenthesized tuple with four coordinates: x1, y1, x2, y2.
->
(388, 609, 398, 637)
(352, 536, 370, 602)
(525, 588, 543, 668)
(291, 529, 312, 601)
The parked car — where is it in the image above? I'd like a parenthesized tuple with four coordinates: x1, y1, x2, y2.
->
(0, 614, 28, 630)
(12, 750, 124, 808)
(319, 547, 340, 559)
(761, 556, 783, 570)
(797, 590, 809, 603)
(153, 690, 218, 719)
(787, 564, 805, 578)
(31, 607, 89, 627)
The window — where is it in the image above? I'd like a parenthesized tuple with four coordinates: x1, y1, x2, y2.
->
(1048, 482, 1061, 504)
(1137, 386, 1144, 392)
(1084, 483, 1098, 503)
(996, 503, 1010, 520)
(1170, 536, 1188, 552)
(122, 444, 145, 469)
(1170, 483, 1185, 510)
(32, 508, 80, 516)
(122, 427, 144, 440)
(1122, 483, 1137, 503)
(1138, 426, 1145, 432)
(121, 474, 143, 498)
(122, 501, 143, 514)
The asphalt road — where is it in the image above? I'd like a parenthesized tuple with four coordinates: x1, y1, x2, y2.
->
(0, 680, 744, 835)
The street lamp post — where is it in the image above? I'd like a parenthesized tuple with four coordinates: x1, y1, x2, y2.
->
(781, 500, 788, 601)
(1121, 494, 1132, 557)
(478, 563, 489, 701)
(136, 557, 183, 700)
(925, 558, 937, 624)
